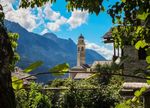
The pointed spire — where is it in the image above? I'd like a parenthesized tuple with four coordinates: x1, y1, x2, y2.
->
(79, 34, 84, 39)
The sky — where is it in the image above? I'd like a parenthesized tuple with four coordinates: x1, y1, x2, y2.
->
(1, 0, 115, 60)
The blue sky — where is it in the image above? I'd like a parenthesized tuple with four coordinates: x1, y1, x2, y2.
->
(32, 0, 113, 45)
(2, 0, 116, 60)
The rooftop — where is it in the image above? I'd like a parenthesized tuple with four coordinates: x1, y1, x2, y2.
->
(74, 73, 92, 79)
(91, 60, 112, 69)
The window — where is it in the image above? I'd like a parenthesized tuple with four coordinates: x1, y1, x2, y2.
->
(138, 47, 147, 60)
(81, 47, 84, 51)
(78, 47, 80, 51)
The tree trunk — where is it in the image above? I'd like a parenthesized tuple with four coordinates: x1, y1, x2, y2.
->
(0, 25, 16, 108)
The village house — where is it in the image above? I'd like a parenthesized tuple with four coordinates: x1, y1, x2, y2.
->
(12, 67, 37, 86)
(103, 28, 150, 107)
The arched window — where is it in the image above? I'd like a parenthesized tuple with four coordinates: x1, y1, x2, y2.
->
(78, 47, 80, 51)
(81, 47, 84, 51)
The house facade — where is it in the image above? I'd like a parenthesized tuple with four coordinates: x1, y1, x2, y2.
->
(103, 28, 150, 108)
(103, 29, 148, 82)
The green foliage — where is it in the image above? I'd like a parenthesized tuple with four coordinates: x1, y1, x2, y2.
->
(7, 33, 20, 67)
(116, 86, 147, 108)
(20, 0, 104, 15)
(91, 62, 122, 85)
(15, 82, 51, 108)
(48, 76, 122, 108)
(135, 40, 147, 50)
(23, 61, 43, 73)
(146, 56, 150, 64)
(15, 76, 122, 108)
(146, 76, 150, 84)
(93, 63, 113, 84)
(116, 103, 130, 108)
(12, 76, 23, 90)
(134, 90, 141, 97)
(49, 78, 72, 87)
(137, 12, 150, 21)
(121, 0, 126, 3)
(107, 0, 149, 106)
(49, 63, 69, 76)
(146, 48, 150, 56)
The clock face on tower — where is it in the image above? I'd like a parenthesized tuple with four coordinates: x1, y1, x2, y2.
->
(77, 34, 85, 66)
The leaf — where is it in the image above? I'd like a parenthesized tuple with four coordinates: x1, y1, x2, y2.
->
(131, 96, 137, 102)
(49, 63, 69, 76)
(121, 0, 126, 3)
(146, 48, 150, 56)
(146, 76, 150, 85)
(140, 87, 147, 93)
(146, 56, 150, 64)
(125, 99, 131, 105)
(134, 90, 141, 97)
(115, 103, 130, 108)
(147, 65, 150, 69)
(137, 12, 150, 21)
(12, 76, 23, 90)
(101, 6, 105, 12)
(135, 26, 142, 34)
(135, 40, 147, 50)
(23, 61, 43, 73)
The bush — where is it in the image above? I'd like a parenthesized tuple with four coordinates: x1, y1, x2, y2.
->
(15, 82, 51, 108)
(15, 76, 122, 108)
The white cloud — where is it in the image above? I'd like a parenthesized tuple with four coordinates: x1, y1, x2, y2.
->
(2, 1, 38, 32)
(47, 16, 67, 32)
(67, 10, 89, 29)
(85, 41, 113, 60)
(5, 7, 38, 31)
(2, 1, 89, 32)
(43, 3, 60, 21)
(1, 0, 14, 3)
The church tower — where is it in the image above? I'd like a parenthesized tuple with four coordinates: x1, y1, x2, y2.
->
(77, 34, 85, 66)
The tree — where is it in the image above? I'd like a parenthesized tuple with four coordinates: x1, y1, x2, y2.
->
(0, 5, 16, 108)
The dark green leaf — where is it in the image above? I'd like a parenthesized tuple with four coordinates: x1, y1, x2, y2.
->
(146, 48, 150, 56)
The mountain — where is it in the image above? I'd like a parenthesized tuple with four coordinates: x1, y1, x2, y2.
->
(4, 20, 106, 83)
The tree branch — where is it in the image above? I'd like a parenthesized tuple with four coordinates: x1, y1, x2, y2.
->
(12, 71, 150, 83)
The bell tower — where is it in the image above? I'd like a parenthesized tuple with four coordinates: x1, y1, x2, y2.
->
(77, 34, 85, 66)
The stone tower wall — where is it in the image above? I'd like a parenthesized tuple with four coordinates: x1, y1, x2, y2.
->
(77, 36, 85, 66)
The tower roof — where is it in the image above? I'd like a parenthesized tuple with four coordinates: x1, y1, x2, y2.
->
(79, 34, 84, 39)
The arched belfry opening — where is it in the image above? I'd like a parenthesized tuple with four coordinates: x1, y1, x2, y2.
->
(77, 34, 85, 66)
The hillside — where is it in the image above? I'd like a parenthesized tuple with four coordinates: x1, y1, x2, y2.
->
(5, 20, 106, 82)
